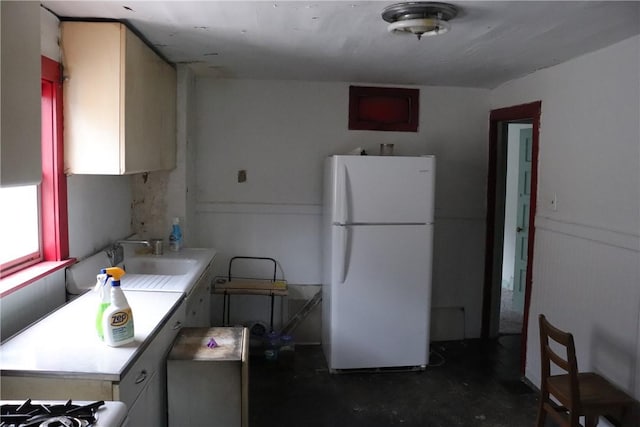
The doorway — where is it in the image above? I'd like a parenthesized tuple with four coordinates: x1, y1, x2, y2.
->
(481, 101, 541, 373)
(499, 124, 532, 334)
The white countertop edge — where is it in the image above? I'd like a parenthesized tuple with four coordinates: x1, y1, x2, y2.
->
(0, 369, 122, 382)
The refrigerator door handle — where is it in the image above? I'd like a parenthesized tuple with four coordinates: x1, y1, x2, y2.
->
(336, 163, 350, 224)
(337, 225, 350, 284)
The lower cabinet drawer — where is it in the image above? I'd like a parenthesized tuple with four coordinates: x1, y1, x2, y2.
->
(154, 299, 187, 354)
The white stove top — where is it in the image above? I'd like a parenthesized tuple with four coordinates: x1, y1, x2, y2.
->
(0, 400, 127, 427)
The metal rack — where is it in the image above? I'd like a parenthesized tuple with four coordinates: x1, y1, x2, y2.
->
(213, 256, 288, 331)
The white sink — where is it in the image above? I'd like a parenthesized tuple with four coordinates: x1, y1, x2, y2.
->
(65, 248, 216, 295)
(123, 257, 197, 276)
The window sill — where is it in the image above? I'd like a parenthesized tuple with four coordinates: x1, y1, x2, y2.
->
(0, 259, 76, 298)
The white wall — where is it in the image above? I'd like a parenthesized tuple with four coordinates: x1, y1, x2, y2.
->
(0, 269, 65, 340)
(67, 175, 132, 257)
(490, 35, 640, 398)
(192, 78, 490, 338)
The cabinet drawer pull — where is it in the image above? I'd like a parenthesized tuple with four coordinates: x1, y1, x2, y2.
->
(135, 370, 147, 384)
(172, 321, 182, 330)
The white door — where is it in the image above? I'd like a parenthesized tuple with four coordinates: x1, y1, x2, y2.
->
(512, 128, 532, 312)
(330, 223, 432, 370)
(331, 156, 435, 224)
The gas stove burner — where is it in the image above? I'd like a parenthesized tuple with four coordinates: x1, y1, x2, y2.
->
(0, 399, 104, 427)
(39, 416, 89, 427)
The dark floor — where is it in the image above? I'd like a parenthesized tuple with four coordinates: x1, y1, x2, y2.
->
(249, 335, 541, 427)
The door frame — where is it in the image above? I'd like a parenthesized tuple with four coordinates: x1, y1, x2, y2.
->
(481, 101, 541, 373)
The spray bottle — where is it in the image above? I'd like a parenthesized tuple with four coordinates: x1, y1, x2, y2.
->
(94, 272, 111, 340)
(101, 267, 135, 347)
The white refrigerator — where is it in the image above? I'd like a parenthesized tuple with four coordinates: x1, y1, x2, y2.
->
(322, 155, 435, 371)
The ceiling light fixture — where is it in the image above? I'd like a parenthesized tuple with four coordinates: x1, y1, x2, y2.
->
(382, 2, 458, 40)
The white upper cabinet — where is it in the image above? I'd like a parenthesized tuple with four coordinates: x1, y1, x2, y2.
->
(61, 22, 176, 175)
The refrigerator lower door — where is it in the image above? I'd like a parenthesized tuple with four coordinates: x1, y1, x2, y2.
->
(329, 224, 433, 370)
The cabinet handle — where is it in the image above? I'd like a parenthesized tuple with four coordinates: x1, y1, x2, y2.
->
(172, 321, 182, 330)
(135, 370, 147, 384)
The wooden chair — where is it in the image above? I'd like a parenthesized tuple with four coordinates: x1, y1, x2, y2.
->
(536, 314, 636, 427)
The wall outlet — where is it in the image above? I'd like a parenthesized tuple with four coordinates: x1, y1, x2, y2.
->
(237, 169, 247, 183)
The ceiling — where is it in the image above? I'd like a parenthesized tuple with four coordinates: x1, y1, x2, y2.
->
(42, 1, 640, 88)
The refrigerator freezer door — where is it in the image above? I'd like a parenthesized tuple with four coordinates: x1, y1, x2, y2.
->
(328, 224, 433, 370)
(331, 155, 435, 225)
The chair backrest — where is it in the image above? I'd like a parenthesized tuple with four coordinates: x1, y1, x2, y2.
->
(538, 314, 581, 407)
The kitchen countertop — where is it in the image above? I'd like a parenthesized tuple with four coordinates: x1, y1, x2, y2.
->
(0, 290, 183, 381)
(0, 248, 216, 384)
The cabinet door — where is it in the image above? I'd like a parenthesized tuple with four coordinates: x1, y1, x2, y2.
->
(184, 268, 212, 327)
(126, 370, 163, 427)
(62, 22, 123, 174)
(116, 300, 184, 424)
(62, 21, 176, 175)
(155, 59, 177, 170)
(123, 28, 176, 174)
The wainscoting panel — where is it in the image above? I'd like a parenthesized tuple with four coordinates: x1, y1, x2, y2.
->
(526, 220, 639, 397)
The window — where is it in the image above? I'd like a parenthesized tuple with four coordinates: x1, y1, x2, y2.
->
(0, 56, 68, 280)
(0, 185, 41, 271)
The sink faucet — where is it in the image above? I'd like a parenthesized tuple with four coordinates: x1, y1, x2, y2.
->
(106, 240, 156, 267)
(114, 239, 163, 257)
(105, 243, 124, 266)
(115, 239, 152, 248)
